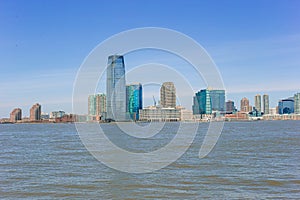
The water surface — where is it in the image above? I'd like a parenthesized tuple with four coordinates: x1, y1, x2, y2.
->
(0, 121, 299, 199)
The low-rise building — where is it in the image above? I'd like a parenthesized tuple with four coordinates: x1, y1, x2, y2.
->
(139, 106, 180, 122)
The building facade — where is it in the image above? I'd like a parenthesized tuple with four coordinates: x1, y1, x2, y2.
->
(106, 55, 126, 121)
(139, 106, 180, 122)
(160, 82, 176, 108)
(263, 94, 269, 114)
(226, 100, 235, 113)
(10, 108, 22, 122)
(88, 93, 106, 118)
(30, 103, 41, 121)
(193, 88, 225, 114)
(240, 97, 250, 112)
(278, 98, 294, 114)
(294, 93, 300, 114)
(254, 94, 262, 112)
(126, 83, 143, 120)
(50, 111, 66, 119)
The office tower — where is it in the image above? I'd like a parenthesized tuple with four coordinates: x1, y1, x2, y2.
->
(88, 94, 106, 116)
(106, 55, 126, 121)
(240, 97, 250, 112)
(254, 94, 262, 112)
(278, 98, 294, 114)
(294, 93, 300, 114)
(263, 94, 269, 114)
(192, 88, 225, 114)
(160, 82, 176, 108)
(126, 83, 143, 120)
(30, 103, 41, 121)
(10, 108, 22, 122)
(226, 100, 235, 113)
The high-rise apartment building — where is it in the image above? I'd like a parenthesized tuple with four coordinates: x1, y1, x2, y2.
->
(30, 103, 41, 121)
(126, 83, 143, 120)
(88, 93, 106, 117)
(160, 82, 176, 108)
(263, 94, 269, 114)
(192, 88, 225, 114)
(240, 97, 250, 112)
(226, 100, 235, 113)
(10, 108, 22, 122)
(255, 94, 262, 112)
(106, 55, 126, 121)
(294, 93, 300, 114)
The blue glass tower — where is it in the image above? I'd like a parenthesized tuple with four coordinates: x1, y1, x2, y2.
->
(278, 98, 294, 114)
(126, 83, 143, 120)
(106, 55, 126, 121)
(192, 88, 225, 114)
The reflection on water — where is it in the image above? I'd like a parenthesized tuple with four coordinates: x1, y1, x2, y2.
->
(0, 121, 299, 199)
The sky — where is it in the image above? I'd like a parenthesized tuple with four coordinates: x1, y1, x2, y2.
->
(1, 0, 300, 117)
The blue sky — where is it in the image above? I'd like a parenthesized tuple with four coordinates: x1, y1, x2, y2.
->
(1, 0, 300, 117)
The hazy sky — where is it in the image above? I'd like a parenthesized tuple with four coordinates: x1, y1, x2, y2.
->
(1, 0, 300, 117)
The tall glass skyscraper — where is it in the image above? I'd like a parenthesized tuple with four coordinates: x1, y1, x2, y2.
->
(106, 55, 126, 121)
(192, 88, 225, 114)
(126, 83, 143, 120)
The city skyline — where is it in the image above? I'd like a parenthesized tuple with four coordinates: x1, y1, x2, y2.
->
(1, 1, 300, 117)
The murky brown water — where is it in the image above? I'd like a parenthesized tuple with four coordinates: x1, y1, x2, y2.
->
(1, 121, 299, 199)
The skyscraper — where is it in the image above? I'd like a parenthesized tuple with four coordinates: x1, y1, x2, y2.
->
(10, 108, 22, 122)
(30, 103, 41, 121)
(226, 100, 235, 113)
(294, 93, 300, 114)
(254, 94, 262, 112)
(192, 88, 225, 114)
(88, 94, 106, 117)
(263, 94, 269, 114)
(240, 97, 250, 112)
(106, 55, 126, 121)
(160, 82, 176, 108)
(126, 83, 143, 120)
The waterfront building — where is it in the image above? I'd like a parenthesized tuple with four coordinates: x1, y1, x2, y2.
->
(126, 83, 142, 120)
(41, 112, 49, 120)
(106, 55, 126, 121)
(254, 94, 262, 112)
(269, 108, 277, 115)
(88, 93, 106, 119)
(139, 106, 180, 122)
(240, 97, 250, 112)
(294, 93, 300, 114)
(30, 103, 41, 121)
(192, 88, 225, 114)
(226, 100, 235, 113)
(278, 98, 294, 114)
(263, 94, 269, 114)
(10, 108, 22, 122)
(50, 111, 66, 119)
(175, 106, 193, 121)
(160, 82, 176, 108)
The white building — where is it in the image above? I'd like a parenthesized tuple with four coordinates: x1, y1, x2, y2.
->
(139, 106, 180, 122)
